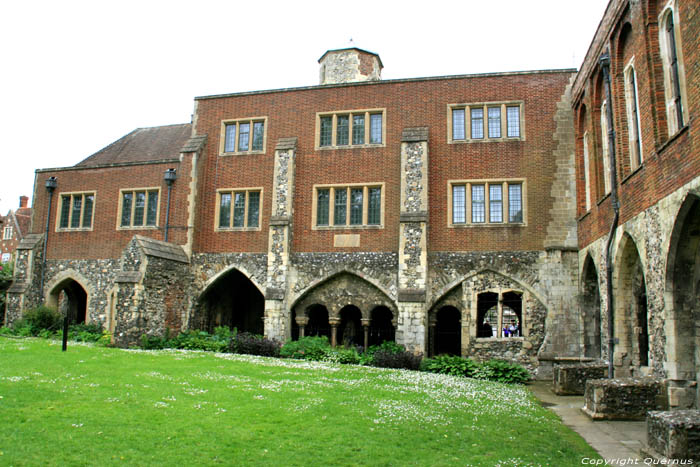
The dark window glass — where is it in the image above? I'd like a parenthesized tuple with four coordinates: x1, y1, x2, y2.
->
(509, 184, 523, 223)
(488, 107, 501, 138)
(489, 185, 502, 223)
(60, 196, 71, 228)
(350, 188, 363, 225)
(471, 185, 485, 223)
(252, 122, 264, 151)
(368, 188, 381, 225)
(233, 192, 245, 227)
(317, 189, 329, 226)
(247, 191, 260, 227)
(71, 196, 82, 228)
(370, 114, 382, 144)
(133, 192, 146, 226)
(352, 115, 365, 145)
(121, 193, 133, 227)
(334, 189, 347, 225)
(146, 191, 158, 226)
(238, 123, 250, 151)
(337, 115, 349, 146)
(82, 194, 94, 228)
(320, 117, 332, 146)
(219, 193, 231, 228)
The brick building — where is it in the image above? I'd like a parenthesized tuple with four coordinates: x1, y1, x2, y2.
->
(572, 0, 699, 407)
(5, 0, 698, 389)
(0, 196, 31, 264)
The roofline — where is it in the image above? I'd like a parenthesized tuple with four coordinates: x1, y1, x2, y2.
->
(318, 47, 384, 69)
(36, 158, 181, 174)
(195, 68, 578, 101)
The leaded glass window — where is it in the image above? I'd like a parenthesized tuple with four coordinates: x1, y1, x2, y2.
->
(233, 192, 245, 227)
(252, 122, 264, 151)
(453, 185, 466, 224)
(320, 117, 332, 146)
(488, 107, 501, 138)
(507, 106, 520, 137)
(317, 189, 329, 226)
(489, 185, 502, 223)
(368, 188, 381, 225)
(471, 185, 485, 223)
(238, 123, 250, 152)
(350, 188, 363, 225)
(334, 189, 347, 225)
(337, 115, 349, 146)
(352, 115, 365, 145)
(471, 108, 484, 139)
(219, 193, 231, 228)
(370, 114, 382, 144)
(453, 108, 465, 140)
(508, 184, 523, 223)
(224, 124, 236, 152)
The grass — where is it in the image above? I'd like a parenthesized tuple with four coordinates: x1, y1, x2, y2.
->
(0, 337, 600, 466)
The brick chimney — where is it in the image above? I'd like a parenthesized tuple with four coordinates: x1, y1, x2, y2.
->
(19, 196, 28, 208)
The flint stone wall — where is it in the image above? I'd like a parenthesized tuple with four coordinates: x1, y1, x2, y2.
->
(553, 363, 608, 395)
(582, 377, 667, 420)
(646, 410, 700, 462)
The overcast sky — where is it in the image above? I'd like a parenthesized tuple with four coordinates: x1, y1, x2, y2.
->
(0, 0, 609, 214)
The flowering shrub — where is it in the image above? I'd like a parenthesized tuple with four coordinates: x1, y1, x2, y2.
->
(230, 332, 281, 357)
(371, 348, 422, 371)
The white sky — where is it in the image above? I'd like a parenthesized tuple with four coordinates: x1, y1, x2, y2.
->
(0, 0, 609, 215)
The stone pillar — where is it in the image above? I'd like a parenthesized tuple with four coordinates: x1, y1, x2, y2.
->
(361, 318, 370, 350)
(264, 138, 297, 341)
(295, 315, 308, 339)
(396, 128, 429, 354)
(429, 317, 437, 357)
(5, 234, 44, 326)
(329, 318, 340, 347)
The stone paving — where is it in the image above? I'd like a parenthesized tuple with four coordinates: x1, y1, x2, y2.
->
(528, 381, 647, 462)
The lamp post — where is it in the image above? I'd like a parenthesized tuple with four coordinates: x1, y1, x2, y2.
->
(40, 177, 57, 297)
(163, 168, 177, 243)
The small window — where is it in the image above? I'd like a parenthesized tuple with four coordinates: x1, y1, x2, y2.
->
(450, 180, 525, 226)
(452, 108, 465, 140)
(489, 185, 502, 223)
(471, 108, 484, 139)
(3, 226, 13, 240)
(452, 185, 466, 224)
(601, 101, 612, 194)
(583, 132, 592, 211)
(320, 117, 333, 147)
(337, 115, 349, 146)
(317, 109, 385, 149)
(120, 189, 159, 228)
(350, 188, 363, 225)
(58, 192, 95, 230)
(506, 106, 520, 138)
(334, 189, 347, 226)
(368, 188, 381, 225)
(488, 107, 501, 138)
(660, 8, 686, 134)
(471, 185, 485, 223)
(317, 189, 330, 226)
(352, 115, 365, 145)
(508, 184, 523, 223)
(217, 189, 262, 229)
(220, 118, 267, 154)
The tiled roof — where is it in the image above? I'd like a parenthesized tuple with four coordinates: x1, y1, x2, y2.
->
(76, 123, 192, 167)
(13, 208, 31, 238)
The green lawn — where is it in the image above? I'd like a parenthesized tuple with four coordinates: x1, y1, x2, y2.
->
(0, 337, 599, 466)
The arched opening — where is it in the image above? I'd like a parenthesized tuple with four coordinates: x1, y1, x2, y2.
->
(368, 306, 395, 347)
(197, 269, 264, 334)
(339, 305, 362, 347)
(434, 306, 461, 356)
(50, 279, 88, 325)
(666, 195, 700, 404)
(477, 292, 498, 338)
(582, 255, 602, 358)
(615, 235, 649, 373)
(306, 305, 330, 339)
(502, 291, 522, 337)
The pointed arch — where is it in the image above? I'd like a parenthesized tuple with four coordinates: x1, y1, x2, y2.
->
(581, 253, 602, 358)
(46, 270, 92, 325)
(199, 264, 265, 297)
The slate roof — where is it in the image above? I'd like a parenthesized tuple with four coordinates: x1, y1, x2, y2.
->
(76, 123, 192, 167)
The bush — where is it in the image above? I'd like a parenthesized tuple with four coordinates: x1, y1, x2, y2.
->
(68, 323, 104, 343)
(171, 330, 229, 353)
(360, 340, 406, 366)
(372, 348, 422, 371)
(323, 346, 361, 364)
(231, 332, 281, 357)
(279, 336, 330, 360)
(12, 306, 62, 336)
(421, 355, 479, 377)
(473, 359, 530, 384)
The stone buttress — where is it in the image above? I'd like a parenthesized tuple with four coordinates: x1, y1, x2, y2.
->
(397, 128, 429, 354)
(4, 233, 44, 325)
(264, 138, 297, 341)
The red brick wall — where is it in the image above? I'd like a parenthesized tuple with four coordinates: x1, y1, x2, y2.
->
(193, 71, 573, 254)
(573, 0, 699, 249)
(32, 158, 193, 260)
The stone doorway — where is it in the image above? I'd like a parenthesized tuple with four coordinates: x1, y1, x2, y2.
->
(339, 305, 362, 347)
(48, 278, 87, 325)
(368, 306, 395, 347)
(582, 255, 602, 359)
(196, 269, 264, 334)
(431, 306, 461, 356)
(665, 194, 700, 407)
(615, 234, 649, 374)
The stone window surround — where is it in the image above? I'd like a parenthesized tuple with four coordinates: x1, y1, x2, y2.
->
(311, 182, 385, 230)
(447, 178, 527, 227)
(116, 187, 161, 230)
(473, 288, 527, 341)
(55, 191, 96, 232)
(447, 101, 525, 143)
(219, 116, 268, 155)
(2, 226, 12, 240)
(658, 1, 689, 137)
(314, 108, 386, 150)
(623, 58, 644, 171)
(214, 187, 263, 231)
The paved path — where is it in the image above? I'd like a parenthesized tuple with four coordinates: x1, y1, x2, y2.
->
(528, 381, 647, 462)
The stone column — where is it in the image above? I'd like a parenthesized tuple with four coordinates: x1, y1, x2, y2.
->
(396, 128, 429, 355)
(429, 316, 437, 357)
(329, 318, 340, 347)
(264, 138, 297, 341)
(295, 315, 308, 339)
(361, 318, 370, 350)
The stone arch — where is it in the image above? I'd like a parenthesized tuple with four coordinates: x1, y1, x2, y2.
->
(46, 270, 92, 325)
(200, 264, 265, 297)
(193, 267, 264, 334)
(664, 192, 700, 405)
(582, 253, 602, 359)
(291, 271, 397, 348)
(613, 232, 650, 375)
